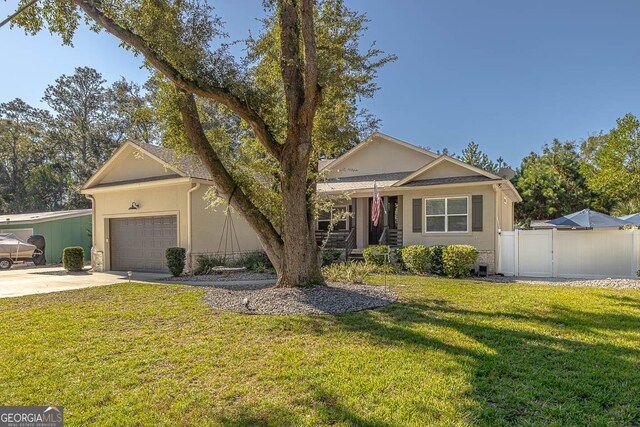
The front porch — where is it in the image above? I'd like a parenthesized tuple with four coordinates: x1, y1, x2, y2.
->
(315, 196, 403, 259)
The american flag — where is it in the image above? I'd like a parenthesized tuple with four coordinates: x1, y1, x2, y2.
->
(372, 181, 382, 226)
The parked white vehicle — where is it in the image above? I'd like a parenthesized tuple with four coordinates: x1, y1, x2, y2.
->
(0, 233, 41, 269)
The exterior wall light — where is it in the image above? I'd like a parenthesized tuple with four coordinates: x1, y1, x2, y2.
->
(128, 202, 140, 210)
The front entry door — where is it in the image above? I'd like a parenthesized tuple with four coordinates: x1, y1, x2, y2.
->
(368, 196, 398, 245)
(368, 197, 384, 244)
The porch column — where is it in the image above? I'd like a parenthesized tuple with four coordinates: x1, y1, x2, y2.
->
(351, 198, 357, 230)
(382, 196, 389, 229)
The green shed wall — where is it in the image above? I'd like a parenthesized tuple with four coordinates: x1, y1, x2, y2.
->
(0, 215, 92, 264)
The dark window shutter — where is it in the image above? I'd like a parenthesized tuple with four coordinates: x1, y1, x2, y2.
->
(412, 198, 422, 232)
(472, 195, 483, 232)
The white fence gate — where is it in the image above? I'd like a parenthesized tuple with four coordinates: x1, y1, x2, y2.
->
(498, 229, 640, 278)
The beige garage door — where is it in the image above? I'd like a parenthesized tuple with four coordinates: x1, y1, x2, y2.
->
(110, 216, 177, 272)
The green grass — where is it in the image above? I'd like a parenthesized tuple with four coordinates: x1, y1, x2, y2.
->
(1, 276, 640, 426)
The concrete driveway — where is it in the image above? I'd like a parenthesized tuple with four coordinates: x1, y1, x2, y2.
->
(0, 267, 168, 298)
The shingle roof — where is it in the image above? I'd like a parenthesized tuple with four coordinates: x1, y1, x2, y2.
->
(131, 141, 213, 181)
(318, 172, 412, 192)
(0, 209, 92, 225)
(400, 175, 497, 187)
(91, 175, 182, 188)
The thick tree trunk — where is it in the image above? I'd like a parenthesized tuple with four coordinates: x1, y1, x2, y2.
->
(176, 91, 285, 272)
(78, 0, 328, 287)
(276, 134, 324, 288)
(178, 90, 323, 287)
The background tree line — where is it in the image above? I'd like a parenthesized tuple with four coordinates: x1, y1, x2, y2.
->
(459, 113, 640, 225)
(0, 66, 158, 213)
(2, 66, 638, 229)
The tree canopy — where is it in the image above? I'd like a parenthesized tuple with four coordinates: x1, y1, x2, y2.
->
(459, 141, 507, 174)
(582, 113, 640, 215)
(0, 67, 156, 213)
(10, 0, 395, 286)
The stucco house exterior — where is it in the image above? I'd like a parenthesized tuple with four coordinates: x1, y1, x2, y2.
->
(81, 141, 262, 272)
(82, 133, 521, 273)
(317, 133, 521, 273)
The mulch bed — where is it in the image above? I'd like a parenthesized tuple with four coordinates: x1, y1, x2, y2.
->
(203, 281, 397, 315)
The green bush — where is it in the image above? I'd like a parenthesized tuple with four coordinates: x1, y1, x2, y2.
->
(322, 261, 374, 284)
(442, 245, 478, 278)
(194, 254, 226, 275)
(194, 251, 273, 275)
(165, 247, 186, 277)
(402, 245, 430, 274)
(237, 251, 273, 272)
(322, 249, 342, 266)
(427, 245, 446, 275)
(371, 263, 399, 274)
(62, 247, 84, 272)
(250, 261, 267, 273)
(362, 245, 390, 266)
(393, 247, 406, 270)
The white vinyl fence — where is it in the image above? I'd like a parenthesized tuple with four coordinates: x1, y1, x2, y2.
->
(498, 229, 640, 278)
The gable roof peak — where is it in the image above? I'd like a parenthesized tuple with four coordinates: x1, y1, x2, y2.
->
(320, 131, 438, 172)
(82, 140, 213, 189)
(393, 154, 501, 187)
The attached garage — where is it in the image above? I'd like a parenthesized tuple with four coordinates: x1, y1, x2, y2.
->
(81, 140, 264, 273)
(110, 215, 177, 272)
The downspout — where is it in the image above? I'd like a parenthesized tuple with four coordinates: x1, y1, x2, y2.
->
(85, 193, 96, 269)
(84, 194, 96, 248)
(187, 182, 201, 272)
(492, 184, 502, 274)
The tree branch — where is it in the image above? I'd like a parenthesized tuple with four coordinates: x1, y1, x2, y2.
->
(299, 0, 321, 111)
(176, 89, 284, 267)
(74, 0, 283, 160)
(278, 0, 305, 128)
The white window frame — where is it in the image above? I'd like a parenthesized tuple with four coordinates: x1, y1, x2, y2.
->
(317, 205, 349, 231)
(424, 196, 470, 233)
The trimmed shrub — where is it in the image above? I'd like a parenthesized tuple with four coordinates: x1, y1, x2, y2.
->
(166, 247, 186, 277)
(442, 245, 478, 278)
(322, 249, 342, 266)
(427, 245, 446, 275)
(402, 245, 430, 274)
(62, 247, 84, 272)
(393, 247, 406, 270)
(322, 261, 373, 284)
(363, 245, 390, 266)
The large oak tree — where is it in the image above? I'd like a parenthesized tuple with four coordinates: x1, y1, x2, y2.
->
(12, 0, 392, 286)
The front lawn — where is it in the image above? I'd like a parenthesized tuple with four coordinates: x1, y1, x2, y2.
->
(1, 276, 639, 426)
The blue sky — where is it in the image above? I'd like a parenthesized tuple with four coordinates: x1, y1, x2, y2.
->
(1, 0, 639, 166)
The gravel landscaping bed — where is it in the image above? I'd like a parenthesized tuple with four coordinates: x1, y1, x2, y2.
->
(483, 275, 640, 289)
(203, 281, 397, 315)
(166, 271, 277, 283)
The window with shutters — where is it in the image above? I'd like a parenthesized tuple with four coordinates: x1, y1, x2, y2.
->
(424, 196, 469, 233)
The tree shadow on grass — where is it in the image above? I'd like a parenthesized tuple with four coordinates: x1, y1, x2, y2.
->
(212, 386, 391, 427)
(323, 298, 640, 426)
(601, 294, 640, 310)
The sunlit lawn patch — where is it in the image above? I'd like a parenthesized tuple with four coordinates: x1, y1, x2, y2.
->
(1, 276, 639, 426)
